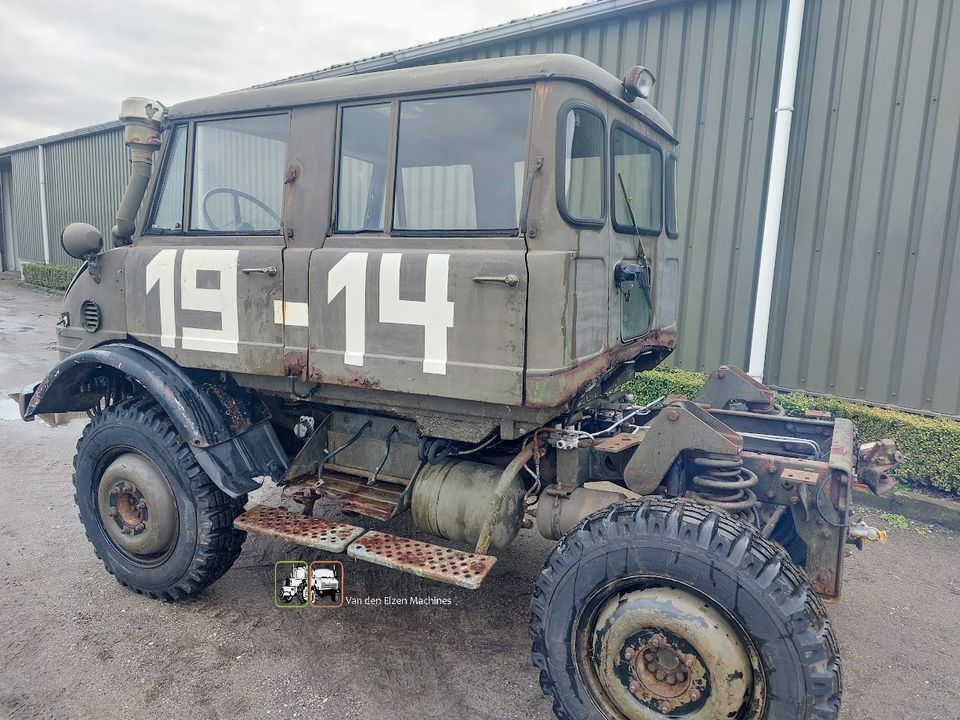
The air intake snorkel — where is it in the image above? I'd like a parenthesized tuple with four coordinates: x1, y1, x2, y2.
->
(112, 97, 166, 245)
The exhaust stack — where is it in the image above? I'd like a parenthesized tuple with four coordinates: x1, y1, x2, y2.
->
(112, 97, 166, 245)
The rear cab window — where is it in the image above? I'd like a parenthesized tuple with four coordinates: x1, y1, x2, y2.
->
(557, 102, 606, 227)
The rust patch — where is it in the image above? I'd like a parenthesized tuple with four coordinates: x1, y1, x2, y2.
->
(283, 351, 308, 381)
(347, 530, 496, 590)
(525, 328, 676, 409)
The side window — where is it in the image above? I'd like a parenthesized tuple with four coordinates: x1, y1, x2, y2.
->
(665, 153, 679, 238)
(148, 126, 187, 232)
(190, 114, 288, 233)
(393, 90, 531, 232)
(558, 105, 605, 227)
(611, 124, 662, 234)
(336, 103, 391, 232)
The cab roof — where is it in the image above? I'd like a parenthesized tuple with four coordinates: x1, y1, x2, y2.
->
(167, 54, 676, 140)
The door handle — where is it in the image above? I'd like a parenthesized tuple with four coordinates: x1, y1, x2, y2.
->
(472, 273, 520, 288)
(241, 266, 279, 277)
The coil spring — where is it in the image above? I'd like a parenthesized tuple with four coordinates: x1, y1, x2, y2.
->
(689, 454, 758, 514)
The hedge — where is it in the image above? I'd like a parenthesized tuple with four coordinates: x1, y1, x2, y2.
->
(623, 368, 960, 495)
(21, 262, 76, 291)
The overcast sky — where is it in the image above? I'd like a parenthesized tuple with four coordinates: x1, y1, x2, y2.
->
(0, 0, 576, 147)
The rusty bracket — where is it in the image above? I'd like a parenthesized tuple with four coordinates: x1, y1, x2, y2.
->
(857, 439, 903, 496)
(694, 365, 780, 414)
(622, 401, 742, 495)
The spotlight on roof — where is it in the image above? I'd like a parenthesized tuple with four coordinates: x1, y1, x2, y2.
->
(622, 66, 656, 101)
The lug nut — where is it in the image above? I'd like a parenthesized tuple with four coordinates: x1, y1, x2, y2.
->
(121, 527, 133, 535)
(690, 690, 701, 702)
(108, 508, 118, 518)
(624, 647, 635, 660)
(660, 701, 672, 713)
(110, 486, 122, 497)
(136, 500, 147, 511)
(684, 654, 696, 668)
(651, 635, 662, 648)
(629, 681, 639, 694)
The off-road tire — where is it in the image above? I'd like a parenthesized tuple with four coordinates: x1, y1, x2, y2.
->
(530, 498, 841, 719)
(73, 397, 247, 600)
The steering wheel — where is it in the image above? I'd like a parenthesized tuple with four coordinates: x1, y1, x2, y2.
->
(201, 187, 280, 232)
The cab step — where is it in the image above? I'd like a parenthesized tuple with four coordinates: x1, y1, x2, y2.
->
(233, 505, 365, 553)
(233, 506, 497, 590)
(347, 531, 496, 590)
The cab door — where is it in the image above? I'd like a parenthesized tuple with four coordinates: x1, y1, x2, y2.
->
(127, 114, 290, 376)
(308, 91, 531, 405)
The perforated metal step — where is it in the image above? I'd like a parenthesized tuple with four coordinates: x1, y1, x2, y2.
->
(233, 505, 365, 553)
(347, 530, 496, 590)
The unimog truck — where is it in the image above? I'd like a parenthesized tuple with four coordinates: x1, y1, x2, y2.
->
(19, 54, 900, 719)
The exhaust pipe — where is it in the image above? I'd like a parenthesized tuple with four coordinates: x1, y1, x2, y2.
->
(112, 97, 166, 245)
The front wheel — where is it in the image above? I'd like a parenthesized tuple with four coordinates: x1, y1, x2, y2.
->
(530, 498, 841, 719)
(73, 397, 247, 601)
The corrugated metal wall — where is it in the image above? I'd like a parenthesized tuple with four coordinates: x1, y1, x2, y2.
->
(7, 149, 44, 263)
(413, 0, 789, 373)
(768, 0, 960, 415)
(43, 128, 128, 266)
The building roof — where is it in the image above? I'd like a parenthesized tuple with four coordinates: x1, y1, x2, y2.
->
(255, 0, 674, 87)
(169, 53, 674, 137)
(0, 120, 121, 157)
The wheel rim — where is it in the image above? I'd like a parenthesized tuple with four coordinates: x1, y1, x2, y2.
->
(582, 584, 762, 719)
(96, 452, 178, 561)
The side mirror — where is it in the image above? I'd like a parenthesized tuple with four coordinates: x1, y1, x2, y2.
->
(614, 261, 651, 301)
(61, 223, 103, 261)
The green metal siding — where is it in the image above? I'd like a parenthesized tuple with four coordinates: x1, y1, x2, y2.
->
(769, 0, 960, 415)
(388, 0, 789, 373)
(8, 149, 44, 263)
(44, 128, 129, 267)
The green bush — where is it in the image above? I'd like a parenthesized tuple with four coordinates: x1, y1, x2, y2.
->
(21, 262, 77, 291)
(622, 368, 960, 495)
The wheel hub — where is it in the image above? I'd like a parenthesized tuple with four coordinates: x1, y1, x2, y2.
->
(589, 587, 753, 719)
(97, 453, 177, 557)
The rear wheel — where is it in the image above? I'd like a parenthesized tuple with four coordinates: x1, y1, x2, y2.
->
(73, 397, 247, 600)
(530, 498, 841, 719)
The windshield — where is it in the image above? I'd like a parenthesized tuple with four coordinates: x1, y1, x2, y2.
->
(611, 123, 663, 234)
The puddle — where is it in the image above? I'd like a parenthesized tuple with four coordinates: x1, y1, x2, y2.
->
(2, 394, 87, 427)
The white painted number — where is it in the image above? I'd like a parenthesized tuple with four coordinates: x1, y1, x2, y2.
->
(327, 252, 454, 374)
(144, 248, 177, 348)
(379, 253, 454, 374)
(327, 252, 369, 366)
(144, 248, 240, 355)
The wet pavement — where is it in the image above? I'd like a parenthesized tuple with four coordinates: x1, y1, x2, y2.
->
(0, 278, 958, 720)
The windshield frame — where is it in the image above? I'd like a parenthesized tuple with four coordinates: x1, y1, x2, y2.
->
(609, 119, 664, 237)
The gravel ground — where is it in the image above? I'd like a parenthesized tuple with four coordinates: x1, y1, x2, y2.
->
(0, 278, 958, 720)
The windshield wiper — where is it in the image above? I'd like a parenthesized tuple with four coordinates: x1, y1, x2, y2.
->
(616, 172, 650, 269)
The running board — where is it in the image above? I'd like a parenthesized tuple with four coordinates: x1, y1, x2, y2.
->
(233, 506, 497, 590)
(233, 505, 365, 553)
(347, 531, 496, 590)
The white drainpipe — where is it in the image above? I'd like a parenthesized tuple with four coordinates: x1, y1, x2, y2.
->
(36, 143, 51, 264)
(747, 0, 806, 380)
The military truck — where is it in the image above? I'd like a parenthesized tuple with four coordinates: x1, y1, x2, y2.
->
(19, 54, 899, 719)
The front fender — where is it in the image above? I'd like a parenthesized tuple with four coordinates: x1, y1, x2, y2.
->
(21, 342, 287, 497)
